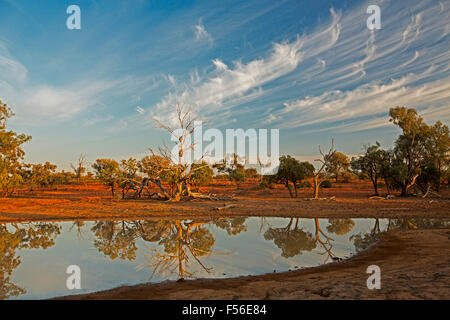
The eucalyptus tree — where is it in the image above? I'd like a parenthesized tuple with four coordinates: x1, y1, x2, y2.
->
(92, 159, 121, 197)
(327, 152, 350, 182)
(276, 155, 314, 198)
(351, 142, 389, 195)
(388, 106, 449, 196)
(0, 100, 32, 196)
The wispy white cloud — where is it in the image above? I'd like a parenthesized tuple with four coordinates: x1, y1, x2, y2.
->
(260, 0, 450, 132)
(0, 43, 28, 87)
(194, 22, 214, 44)
(0, 55, 28, 84)
(396, 50, 420, 70)
(275, 71, 450, 130)
(150, 6, 344, 125)
(0, 39, 170, 124)
(5, 80, 123, 124)
(152, 35, 304, 125)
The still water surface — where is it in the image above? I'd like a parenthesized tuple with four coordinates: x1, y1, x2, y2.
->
(1, 216, 447, 299)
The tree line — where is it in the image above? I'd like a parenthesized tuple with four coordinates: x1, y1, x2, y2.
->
(1, 99, 448, 199)
(273, 106, 449, 198)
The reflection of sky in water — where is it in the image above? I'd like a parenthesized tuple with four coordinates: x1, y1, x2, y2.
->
(4, 217, 448, 300)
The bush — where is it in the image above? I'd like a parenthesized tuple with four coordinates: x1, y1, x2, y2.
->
(297, 180, 312, 188)
(320, 180, 333, 188)
(229, 169, 245, 182)
(214, 174, 229, 180)
(258, 180, 275, 190)
(258, 175, 276, 189)
(245, 168, 260, 179)
(190, 162, 214, 186)
(377, 182, 385, 188)
(341, 171, 358, 183)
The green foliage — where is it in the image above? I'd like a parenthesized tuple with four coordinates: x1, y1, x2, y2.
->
(327, 151, 350, 182)
(139, 155, 171, 180)
(388, 106, 449, 196)
(320, 180, 333, 188)
(54, 171, 77, 185)
(0, 100, 32, 195)
(213, 153, 246, 183)
(340, 171, 358, 182)
(23, 162, 58, 187)
(297, 180, 312, 188)
(351, 142, 389, 195)
(229, 167, 245, 182)
(0, 159, 23, 196)
(244, 168, 260, 179)
(213, 174, 229, 180)
(276, 155, 314, 197)
(190, 161, 214, 187)
(92, 159, 120, 196)
(416, 162, 440, 193)
(0, 101, 32, 167)
(118, 158, 140, 197)
(420, 121, 450, 192)
(258, 175, 276, 189)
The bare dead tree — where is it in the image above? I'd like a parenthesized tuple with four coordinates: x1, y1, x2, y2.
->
(314, 218, 336, 263)
(142, 220, 227, 280)
(312, 139, 336, 199)
(71, 153, 87, 184)
(152, 104, 212, 201)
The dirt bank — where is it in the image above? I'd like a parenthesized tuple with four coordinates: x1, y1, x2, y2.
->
(1, 182, 449, 223)
(56, 228, 450, 300)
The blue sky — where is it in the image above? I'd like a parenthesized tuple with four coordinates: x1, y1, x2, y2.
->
(0, 0, 449, 170)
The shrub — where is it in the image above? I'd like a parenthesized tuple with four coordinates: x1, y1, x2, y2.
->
(297, 180, 312, 188)
(341, 171, 358, 183)
(320, 180, 333, 188)
(190, 161, 214, 187)
(229, 168, 245, 182)
(258, 175, 276, 189)
(258, 180, 275, 189)
(244, 168, 260, 179)
(214, 174, 229, 180)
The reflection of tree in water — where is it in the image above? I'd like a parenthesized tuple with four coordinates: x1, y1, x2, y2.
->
(264, 218, 316, 258)
(263, 218, 354, 262)
(314, 218, 338, 262)
(146, 220, 218, 280)
(326, 219, 355, 235)
(350, 218, 381, 253)
(214, 217, 247, 236)
(91, 219, 176, 261)
(91, 218, 245, 280)
(0, 222, 61, 300)
(91, 221, 141, 261)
